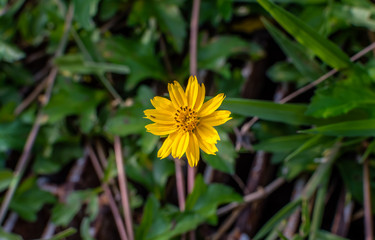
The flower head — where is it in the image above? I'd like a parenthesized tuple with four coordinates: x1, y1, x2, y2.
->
(144, 76, 231, 167)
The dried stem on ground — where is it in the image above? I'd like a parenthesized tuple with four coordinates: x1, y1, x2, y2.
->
(283, 177, 306, 238)
(363, 158, 374, 240)
(331, 187, 353, 237)
(114, 136, 134, 240)
(87, 145, 128, 240)
(174, 158, 186, 211)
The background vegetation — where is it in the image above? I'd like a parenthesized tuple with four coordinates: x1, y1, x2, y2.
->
(0, 0, 374, 239)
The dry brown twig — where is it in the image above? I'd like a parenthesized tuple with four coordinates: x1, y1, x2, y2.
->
(87, 145, 129, 240)
(114, 136, 134, 240)
(363, 158, 373, 240)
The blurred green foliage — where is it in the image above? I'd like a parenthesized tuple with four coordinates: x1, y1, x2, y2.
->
(0, 0, 375, 239)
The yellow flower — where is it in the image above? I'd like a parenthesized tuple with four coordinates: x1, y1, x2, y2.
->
(144, 76, 231, 167)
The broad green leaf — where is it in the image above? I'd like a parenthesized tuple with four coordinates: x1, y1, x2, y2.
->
(52, 189, 98, 226)
(0, 121, 30, 151)
(198, 36, 264, 74)
(222, 98, 316, 125)
(301, 119, 375, 136)
(267, 62, 307, 84)
(331, 4, 375, 31)
(257, 0, 351, 69)
(73, 0, 99, 30)
(0, 40, 25, 62)
(105, 105, 149, 137)
(0, 169, 14, 192)
(100, 36, 165, 90)
(262, 18, 324, 82)
(10, 177, 56, 222)
(55, 54, 130, 75)
(128, 0, 186, 53)
(44, 79, 107, 123)
(306, 82, 375, 118)
(201, 132, 237, 174)
(0, 229, 22, 240)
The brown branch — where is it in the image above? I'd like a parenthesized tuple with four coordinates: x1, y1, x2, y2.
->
(174, 158, 186, 211)
(283, 177, 306, 238)
(87, 145, 129, 240)
(363, 158, 374, 240)
(114, 136, 134, 240)
(217, 177, 285, 216)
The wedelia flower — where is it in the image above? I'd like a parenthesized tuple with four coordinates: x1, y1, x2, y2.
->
(144, 76, 231, 167)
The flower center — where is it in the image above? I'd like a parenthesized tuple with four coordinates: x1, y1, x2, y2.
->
(174, 106, 199, 133)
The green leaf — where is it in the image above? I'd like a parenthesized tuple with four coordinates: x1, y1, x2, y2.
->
(0, 228, 22, 240)
(73, 0, 99, 30)
(306, 82, 375, 118)
(128, 0, 186, 53)
(257, 0, 351, 69)
(253, 134, 310, 153)
(55, 54, 130, 75)
(52, 189, 97, 226)
(44, 79, 107, 123)
(301, 119, 375, 136)
(316, 230, 351, 240)
(198, 36, 264, 73)
(100, 36, 165, 90)
(201, 132, 237, 174)
(0, 121, 30, 151)
(0, 40, 25, 62)
(222, 98, 316, 125)
(10, 177, 56, 222)
(331, 4, 375, 31)
(262, 18, 324, 82)
(105, 105, 149, 137)
(0, 169, 14, 192)
(48, 228, 77, 240)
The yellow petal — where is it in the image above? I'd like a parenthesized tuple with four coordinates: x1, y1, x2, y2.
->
(145, 123, 177, 136)
(193, 82, 205, 111)
(144, 109, 175, 124)
(200, 110, 231, 126)
(157, 132, 177, 159)
(186, 132, 200, 167)
(168, 81, 187, 108)
(196, 124, 220, 144)
(151, 96, 176, 113)
(198, 93, 225, 117)
(186, 76, 198, 108)
(196, 132, 218, 155)
(172, 131, 189, 159)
